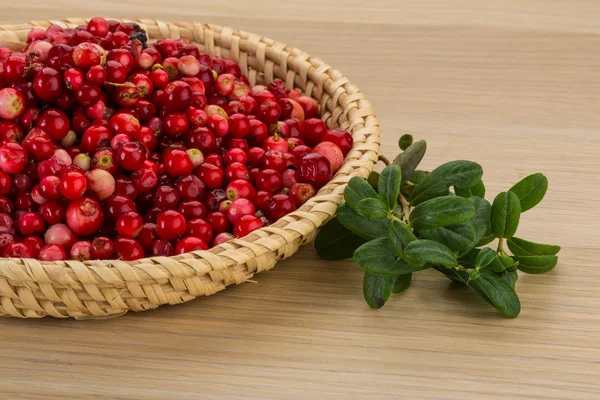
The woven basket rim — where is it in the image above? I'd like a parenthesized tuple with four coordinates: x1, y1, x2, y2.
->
(0, 18, 380, 318)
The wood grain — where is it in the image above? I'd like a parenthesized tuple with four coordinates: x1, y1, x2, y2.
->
(1, 1, 599, 399)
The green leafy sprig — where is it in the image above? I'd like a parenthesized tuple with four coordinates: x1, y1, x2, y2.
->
(315, 135, 560, 318)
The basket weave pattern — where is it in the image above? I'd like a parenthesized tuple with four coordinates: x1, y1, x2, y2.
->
(0, 19, 380, 319)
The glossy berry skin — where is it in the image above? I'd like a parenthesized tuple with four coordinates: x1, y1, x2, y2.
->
(226, 179, 257, 202)
(185, 218, 213, 244)
(204, 153, 224, 169)
(0, 143, 28, 174)
(227, 198, 255, 225)
(163, 149, 194, 177)
(259, 150, 286, 173)
(321, 129, 353, 156)
(66, 197, 104, 236)
(39, 202, 66, 224)
(3, 243, 33, 258)
(263, 135, 288, 153)
(302, 118, 328, 147)
(0, 87, 26, 120)
(116, 212, 144, 238)
(289, 183, 316, 207)
(206, 211, 231, 234)
(116, 142, 146, 171)
(17, 212, 46, 236)
(90, 236, 114, 259)
(33, 67, 63, 102)
(258, 101, 281, 125)
(177, 200, 207, 220)
(109, 113, 141, 138)
(60, 171, 87, 200)
(233, 214, 263, 237)
(0, 171, 11, 196)
(162, 113, 189, 137)
(291, 145, 311, 160)
(104, 194, 137, 221)
(297, 152, 332, 188)
(153, 185, 181, 209)
(163, 81, 193, 112)
(36, 108, 70, 141)
(175, 236, 208, 254)
(114, 237, 144, 261)
(213, 232, 234, 246)
(38, 244, 68, 261)
(266, 194, 296, 221)
(156, 210, 186, 241)
(224, 162, 250, 182)
(176, 175, 205, 201)
(313, 141, 344, 173)
(256, 169, 283, 193)
(223, 148, 247, 165)
(87, 17, 109, 37)
(246, 147, 265, 167)
(195, 163, 224, 190)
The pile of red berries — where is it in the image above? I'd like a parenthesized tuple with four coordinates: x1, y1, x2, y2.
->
(0, 18, 353, 261)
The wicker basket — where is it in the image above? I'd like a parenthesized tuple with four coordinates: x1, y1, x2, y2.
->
(0, 19, 380, 319)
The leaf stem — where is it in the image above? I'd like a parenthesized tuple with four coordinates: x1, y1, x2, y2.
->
(378, 155, 391, 166)
(497, 238, 505, 254)
(399, 195, 411, 224)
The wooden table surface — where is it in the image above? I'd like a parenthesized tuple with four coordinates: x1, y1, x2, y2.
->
(1, 1, 599, 399)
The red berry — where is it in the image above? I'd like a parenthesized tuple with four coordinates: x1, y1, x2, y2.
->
(313, 141, 344, 173)
(195, 163, 224, 190)
(176, 175, 205, 200)
(33, 67, 63, 102)
(213, 232, 234, 246)
(262, 134, 288, 153)
(109, 112, 141, 138)
(0, 120, 24, 144)
(206, 211, 230, 233)
(156, 210, 186, 240)
(322, 129, 353, 156)
(204, 153, 224, 169)
(23, 236, 44, 258)
(296, 96, 318, 119)
(38, 244, 68, 261)
(291, 144, 311, 160)
(186, 127, 216, 153)
(227, 198, 255, 225)
(177, 200, 207, 220)
(151, 239, 173, 256)
(104, 194, 137, 221)
(163, 149, 193, 177)
(223, 148, 247, 165)
(90, 236, 114, 259)
(116, 212, 144, 238)
(153, 185, 181, 209)
(234, 215, 262, 237)
(207, 114, 229, 137)
(39, 201, 66, 224)
(175, 237, 208, 254)
(289, 182, 316, 207)
(0, 88, 26, 120)
(66, 197, 104, 236)
(297, 152, 332, 188)
(224, 162, 249, 182)
(116, 142, 146, 171)
(60, 171, 87, 200)
(228, 113, 250, 137)
(303, 118, 327, 147)
(256, 169, 283, 193)
(163, 81, 193, 112)
(87, 17, 109, 37)
(0, 143, 28, 174)
(114, 237, 144, 260)
(226, 179, 257, 201)
(17, 212, 46, 236)
(36, 108, 70, 141)
(258, 101, 281, 125)
(260, 150, 286, 173)
(266, 194, 296, 220)
(185, 218, 213, 244)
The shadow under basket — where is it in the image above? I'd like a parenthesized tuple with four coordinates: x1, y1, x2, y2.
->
(0, 18, 380, 319)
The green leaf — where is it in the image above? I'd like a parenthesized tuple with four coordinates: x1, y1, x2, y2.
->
(388, 219, 417, 258)
(491, 191, 521, 238)
(507, 237, 561, 256)
(500, 270, 518, 289)
(488, 255, 509, 273)
(476, 229, 495, 247)
(398, 134, 414, 150)
(355, 198, 389, 219)
(434, 267, 521, 317)
(409, 196, 475, 231)
(410, 160, 483, 205)
(367, 171, 380, 191)
(409, 170, 429, 185)
(363, 272, 395, 309)
(514, 255, 558, 274)
(404, 239, 458, 267)
(344, 176, 378, 209)
(509, 173, 548, 212)
(393, 140, 427, 181)
(393, 273, 412, 293)
(469, 197, 492, 245)
(420, 222, 475, 251)
(469, 271, 521, 318)
(378, 165, 402, 209)
(455, 179, 486, 199)
(469, 269, 481, 281)
(315, 217, 366, 260)
(337, 203, 389, 241)
(476, 247, 497, 269)
(354, 238, 428, 276)
(458, 248, 479, 269)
